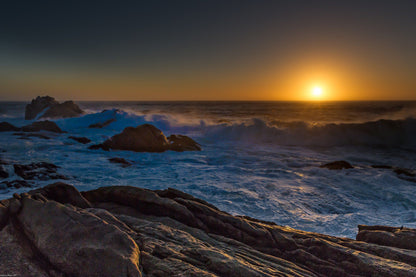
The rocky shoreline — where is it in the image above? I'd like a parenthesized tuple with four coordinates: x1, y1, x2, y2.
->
(1, 183, 416, 276)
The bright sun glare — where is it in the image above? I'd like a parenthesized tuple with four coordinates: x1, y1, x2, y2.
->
(311, 86, 323, 98)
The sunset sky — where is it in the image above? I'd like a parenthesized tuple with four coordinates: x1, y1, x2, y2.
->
(1, 1, 415, 101)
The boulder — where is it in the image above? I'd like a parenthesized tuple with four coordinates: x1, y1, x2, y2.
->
(17, 195, 141, 276)
(21, 120, 64, 133)
(168, 134, 201, 151)
(0, 122, 20, 132)
(69, 136, 91, 144)
(320, 160, 354, 170)
(90, 124, 201, 152)
(41, 101, 84, 119)
(25, 96, 83, 120)
(29, 182, 91, 209)
(25, 96, 58, 120)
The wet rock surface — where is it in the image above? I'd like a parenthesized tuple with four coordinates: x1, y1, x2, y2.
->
(88, 118, 116, 128)
(1, 180, 32, 189)
(90, 124, 201, 152)
(167, 134, 201, 151)
(69, 136, 91, 144)
(108, 157, 132, 167)
(25, 96, 83, 120)
(1, 183, 416, 276)
(21, 121, 64, 133)
(13, 162, 68, 181)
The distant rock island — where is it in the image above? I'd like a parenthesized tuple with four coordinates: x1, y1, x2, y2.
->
(25, 96, 84, 120)
(1, 183, 416, 276)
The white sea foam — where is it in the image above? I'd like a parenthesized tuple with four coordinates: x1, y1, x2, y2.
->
(1, 102, 416, 238)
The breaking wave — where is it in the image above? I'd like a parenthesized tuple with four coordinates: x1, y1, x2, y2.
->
(54, 109, 416, 149)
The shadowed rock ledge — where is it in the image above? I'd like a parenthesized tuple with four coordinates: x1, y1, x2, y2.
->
(1, 183, 416, 276)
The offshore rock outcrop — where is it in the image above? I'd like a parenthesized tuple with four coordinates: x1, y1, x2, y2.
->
(0, 121, 64, 133)
(1, 183, 416, 276)
(25, 96, 84, 120)
(90, 124, 201, 152)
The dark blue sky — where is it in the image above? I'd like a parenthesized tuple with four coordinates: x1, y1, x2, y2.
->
(1, 1, 416, 100)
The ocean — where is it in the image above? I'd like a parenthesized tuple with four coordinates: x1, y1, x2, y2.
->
(1, 100, 416, 238)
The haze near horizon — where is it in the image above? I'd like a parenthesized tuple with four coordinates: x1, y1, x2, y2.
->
(1, 1, 415, 101)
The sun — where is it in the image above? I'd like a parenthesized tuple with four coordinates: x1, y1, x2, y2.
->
(311, 86, 324, 99)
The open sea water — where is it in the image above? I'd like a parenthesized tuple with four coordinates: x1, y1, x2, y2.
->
(1, 100, 416, 238)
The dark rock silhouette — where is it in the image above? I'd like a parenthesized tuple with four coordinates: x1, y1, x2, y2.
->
(0, 122, 20, 132)
(0, 166, 8, 179)
(0, 121, 64, 134)
(25, 96, 58, 120)
(1, 183, 416, 276)
(394, 168, 415, 177)
(320, 160, 354, 170)
(69, 136, 91, 144)
(90, 124, 201, 152)
(21, 120, 64, 133)
(25, 96, 83, 120)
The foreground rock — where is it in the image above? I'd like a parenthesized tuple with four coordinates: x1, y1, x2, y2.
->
(90, 124, 201, 152)
(25, 96, 84, 120)
(1, 183, 416, 276)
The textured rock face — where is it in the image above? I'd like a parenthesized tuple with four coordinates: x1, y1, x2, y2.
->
(41, 101, 84, 119)
(102, 124, 170, 152)
(1, 183, 416, 276)
(168, 134, 201, 151)
(357, 225, 416, 250)
(25, 96, 58, 120)
(25, 96, 83, 120)
(90, 124, 201, 152)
